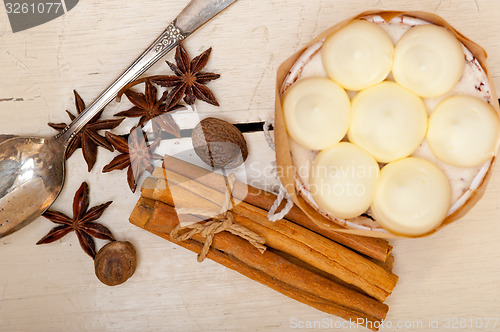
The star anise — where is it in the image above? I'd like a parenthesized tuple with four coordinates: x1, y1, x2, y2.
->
(152, 43, 220, 106)
(37, 182, 114, 259)
(102, 127, 162, 192)
(115, 79, 182, 138)
(48, 90, 124, 171)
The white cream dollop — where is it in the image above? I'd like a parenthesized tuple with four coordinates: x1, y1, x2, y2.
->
(371, 157, 452, 236)
(348, 81, 428, 163)
(310, 142, 380, 219)
(393, 24, 465, 97)
(321, 20, 394, 91)
(282, 77, 351, 150)
(427, 95, 500, 167)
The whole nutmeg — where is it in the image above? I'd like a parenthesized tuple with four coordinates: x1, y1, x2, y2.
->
(94, 241, 137, 286)
(191, 117, 248, 168)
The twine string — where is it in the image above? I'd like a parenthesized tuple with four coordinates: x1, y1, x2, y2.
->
(263, 119, 294, 222)
(170, 173, 266, 262)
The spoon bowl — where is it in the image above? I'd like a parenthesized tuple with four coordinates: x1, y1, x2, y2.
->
(0, 136, 65, 237)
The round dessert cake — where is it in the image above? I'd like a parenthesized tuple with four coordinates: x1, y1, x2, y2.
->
(277, 11, 500, 236)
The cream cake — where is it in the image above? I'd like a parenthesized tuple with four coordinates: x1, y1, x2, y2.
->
(279, 13, 500, 235)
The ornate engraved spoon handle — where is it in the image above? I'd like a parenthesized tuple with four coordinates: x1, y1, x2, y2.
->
(56, 0, 237, 146)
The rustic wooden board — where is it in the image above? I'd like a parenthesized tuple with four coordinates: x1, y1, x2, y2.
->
(1, 0, 500, 331)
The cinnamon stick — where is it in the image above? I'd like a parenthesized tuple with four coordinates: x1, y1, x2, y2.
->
(162, 155, 392, 262)
(129, 197, 388, 330)
(143, 170, 398, 302)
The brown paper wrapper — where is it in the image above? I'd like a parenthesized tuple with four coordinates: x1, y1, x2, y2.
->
(275, 10, 500, 239)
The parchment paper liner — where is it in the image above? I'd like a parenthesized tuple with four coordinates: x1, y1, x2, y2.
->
(275, 10, 500, 239)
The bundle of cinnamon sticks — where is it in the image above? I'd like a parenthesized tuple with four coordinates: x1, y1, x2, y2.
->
(129, 155, 398, 331)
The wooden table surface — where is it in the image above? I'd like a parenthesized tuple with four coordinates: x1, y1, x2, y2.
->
(1, 0, 500, 331)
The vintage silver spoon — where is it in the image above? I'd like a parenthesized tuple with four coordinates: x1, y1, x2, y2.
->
(0, 0, 238, 239)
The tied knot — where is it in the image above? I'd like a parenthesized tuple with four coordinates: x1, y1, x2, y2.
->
(170, 173, 266, 262)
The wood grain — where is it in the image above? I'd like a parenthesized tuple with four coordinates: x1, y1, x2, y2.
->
(1, 1, 500, 331)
